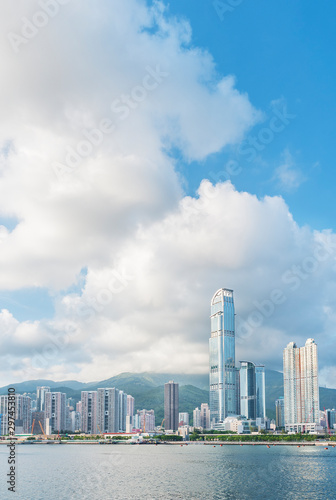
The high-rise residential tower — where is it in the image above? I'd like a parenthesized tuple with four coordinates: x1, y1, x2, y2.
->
(45, 392, 66, 433)
(81, 391, 98, 434)
(36, 386, 50, 412)
(283, 339, 319, 433)
(164, 381, 179, 431)
(97, 388, 119, 433)
(209, 288, 236, 423)
(239, 361, 266, 420)
(275, 397, 285, 428)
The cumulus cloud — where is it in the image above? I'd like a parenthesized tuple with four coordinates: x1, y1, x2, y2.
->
(2, 182, 336, 387)
(0, 0, 258, 291)
(0, 1, 335, 387)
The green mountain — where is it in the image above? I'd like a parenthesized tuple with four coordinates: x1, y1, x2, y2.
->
(1, 370, 335, 425)
(0, 379, 87, 394)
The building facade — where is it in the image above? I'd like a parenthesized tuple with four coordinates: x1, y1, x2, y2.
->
(209, 288, 236, 423)
(97, 388, 119, 433)
(193, 407, 201, 428)
(164, 381, 179, 431)
(275, 397, 285, 429)
(240, 361, 266, 420)
(200, 403, 211, 430)
(283, 339, 319, 432)
(81, 391, 98, 434)
(45, 392, 66, 433)
(179, 412, 189, 426)
(36, 386, 50, 412)
(16, 395, 32, 434)
(119, 391, 127, 432)
(326, 409, 336, 430)
(136, 409, 155, 432)
(0, 396, 8, 435)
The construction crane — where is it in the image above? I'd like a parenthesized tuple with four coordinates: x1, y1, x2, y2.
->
(31, 419, 35, 435)
(160, 418, 165, 430)
(39, 421, 46, 438)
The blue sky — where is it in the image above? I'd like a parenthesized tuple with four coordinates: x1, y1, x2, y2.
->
(0, 0, 335, 384)
(167, 0, 336, 229)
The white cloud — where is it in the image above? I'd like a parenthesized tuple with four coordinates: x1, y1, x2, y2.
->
(274, 149, 306, 191)
(0, 0, 258, 291)
(1, 182, 336, 387)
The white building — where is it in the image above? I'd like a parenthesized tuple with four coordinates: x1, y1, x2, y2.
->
(36, 386, 50, 412)
(178, 425, 189, 440)
(119, 391, 127, 432)
(45, 392, 67, 433)
(283, 339, 319, 433)
(127, 395, 135, 428)
(223, 416, 249, 434)
(193, 407, 201, 429)
(179, 412, 189, 426)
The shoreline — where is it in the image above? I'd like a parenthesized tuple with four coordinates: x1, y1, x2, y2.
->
(0, 440, 334, 447)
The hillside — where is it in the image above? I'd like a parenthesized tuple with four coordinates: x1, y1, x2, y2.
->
(1, 370, 335, 423)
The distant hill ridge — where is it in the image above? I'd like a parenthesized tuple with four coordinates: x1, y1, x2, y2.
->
(1, 370, 335, 424)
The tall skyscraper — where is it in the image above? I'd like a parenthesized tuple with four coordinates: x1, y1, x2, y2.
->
(0, 395, 31, 435)
(97, 388, 119, 433)
(193, 407, 201, 428)
(127, 395, 135, 420)
(275, 397, 285, 428)
(36, 386, 50, 412)
(119, 391, 127, 432)
(326, 409, 336, 430)
(209, 288, 236, 423)
(81, 391, 98, 434)
(0, 396, 8, 435)
(239, 361, 266, 420)
(15, 394, 32, 434)
(164, 381, 179, 431)
(200, 403, 211, 430)
(283, 339, 319, 432)
(45, 392, 66, 433)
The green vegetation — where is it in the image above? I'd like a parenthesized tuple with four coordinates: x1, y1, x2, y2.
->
(157, 434, 183, 441)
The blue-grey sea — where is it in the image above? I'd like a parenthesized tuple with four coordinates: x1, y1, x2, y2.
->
(0, 443, 335, 499)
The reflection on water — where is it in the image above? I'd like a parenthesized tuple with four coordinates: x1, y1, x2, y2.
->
(0, 444, 335, 500)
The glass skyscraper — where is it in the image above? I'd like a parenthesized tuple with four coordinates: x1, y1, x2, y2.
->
(209, 288, 236, 422)
(239, 361, 266, 420)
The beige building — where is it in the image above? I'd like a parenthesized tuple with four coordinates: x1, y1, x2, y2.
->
(283, 339, 319, 433)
